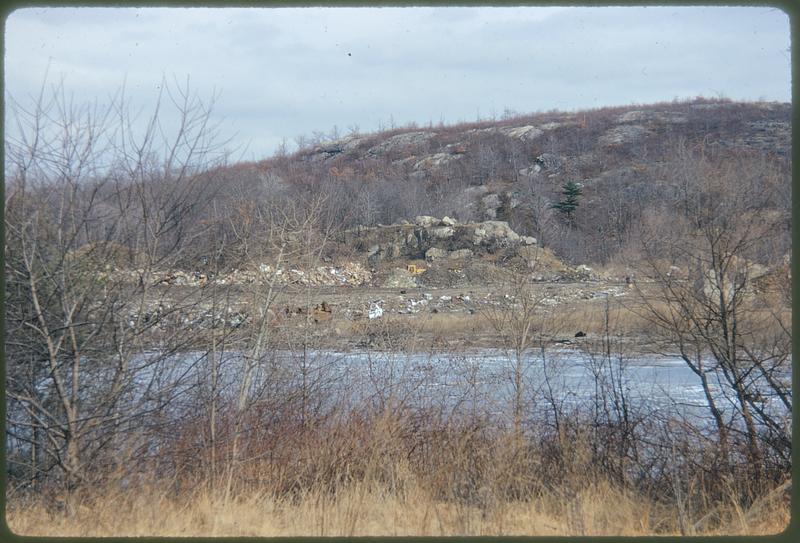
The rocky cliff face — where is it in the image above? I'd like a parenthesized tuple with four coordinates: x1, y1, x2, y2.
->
(299, 101, 790, 166)
(339, 215, 537, 266)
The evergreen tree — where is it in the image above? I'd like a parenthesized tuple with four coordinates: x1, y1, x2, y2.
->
(551, 180, 583, 224)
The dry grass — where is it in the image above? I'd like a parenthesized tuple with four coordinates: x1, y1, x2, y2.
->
(7, 478, 788, 537)
(8, 277, 790, 538)
(348, 312, 485, 348)
(330, 295, 789, 348)
(548, 299, 641, 336)
(417, 312, 484, 337)
(6, 405, 790, 537)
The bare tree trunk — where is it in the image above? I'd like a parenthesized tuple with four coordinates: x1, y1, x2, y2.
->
(227, 243, 285, 498)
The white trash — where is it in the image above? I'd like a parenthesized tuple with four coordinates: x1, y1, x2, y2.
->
(368, 302, 384, 319)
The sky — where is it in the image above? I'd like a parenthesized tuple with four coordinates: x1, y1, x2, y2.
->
(4, 6, 792, 160)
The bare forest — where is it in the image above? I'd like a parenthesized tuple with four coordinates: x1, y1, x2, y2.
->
(4, 80, 792, 536)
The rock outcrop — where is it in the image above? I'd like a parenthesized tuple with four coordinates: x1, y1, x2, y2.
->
(617, 110, 688, 124)
(341, 217, 537, 265)
(599, 125, 648, 146)
(367, 131, 436, 156)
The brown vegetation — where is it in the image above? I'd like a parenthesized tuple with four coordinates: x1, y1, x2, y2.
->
(4, 79, 791, 536)
(6, 406, 790, 537)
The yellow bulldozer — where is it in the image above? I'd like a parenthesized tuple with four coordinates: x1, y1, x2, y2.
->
(407, 264, 427, 275)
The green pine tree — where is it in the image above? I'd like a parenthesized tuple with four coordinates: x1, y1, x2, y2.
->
(551, 180, 582, 224)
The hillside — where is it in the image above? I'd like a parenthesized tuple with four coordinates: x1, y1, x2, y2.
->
(22, 97, 788, 335)
(222, 98, 790, 268)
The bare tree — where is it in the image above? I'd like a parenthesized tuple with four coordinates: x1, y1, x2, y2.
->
(479, 262, 557, 436)
(630, 151, 791, 482)
(5, 76, 228, 510)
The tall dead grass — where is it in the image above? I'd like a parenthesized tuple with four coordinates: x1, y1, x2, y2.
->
(6, 409, 790, 537)
(6, 474, 788, 537)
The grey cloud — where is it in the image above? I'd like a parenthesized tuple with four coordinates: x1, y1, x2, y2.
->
(5, 6, 790, 159)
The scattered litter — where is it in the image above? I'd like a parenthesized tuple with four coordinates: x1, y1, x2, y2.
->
(116, 262, 373, 288)
(368, 302, 384, 319)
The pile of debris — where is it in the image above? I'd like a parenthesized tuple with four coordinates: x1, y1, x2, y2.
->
(113, 262, 373, 288)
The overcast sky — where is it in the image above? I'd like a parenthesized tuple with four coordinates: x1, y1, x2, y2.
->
(5, 6, 792, 160)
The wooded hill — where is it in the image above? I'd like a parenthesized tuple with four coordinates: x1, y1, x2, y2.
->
(214, 97, 790, 268)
